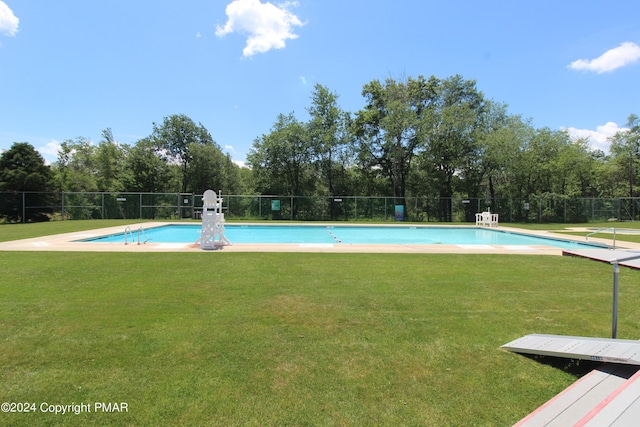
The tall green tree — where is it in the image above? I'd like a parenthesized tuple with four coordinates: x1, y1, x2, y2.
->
(122, 138, 171, 193)
(95, 128, 126, 192)
(247, 113, 313, 198)
(422, 75, 486, 220)
(592, 150, 620, 198)
(479, 114, 533, 201)
(455, 100, 510, 200)
(609, 114, 640, 198)
(186, 143, 231, 195)
(353, 75, 436, 198)
(307, 84, 353, 196)
(54, 137, 98, 192)
(0, 142, 55, 222)
(151, 114, 216, 193)
(551, 135, 595, 197)
(223, 154, 245, 195)
(607, 114, 640, 218)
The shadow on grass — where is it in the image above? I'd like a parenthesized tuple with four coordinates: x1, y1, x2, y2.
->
(522, 354, 604, 378)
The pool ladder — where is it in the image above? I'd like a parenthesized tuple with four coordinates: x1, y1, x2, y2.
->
(124, 225, 149, 245)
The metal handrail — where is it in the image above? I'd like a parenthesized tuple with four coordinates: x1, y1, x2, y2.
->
(124, 226, 134, 245)
(124, 225, 149, 245)
(136, 226, 149, 245)
(586, 227, 617, 249)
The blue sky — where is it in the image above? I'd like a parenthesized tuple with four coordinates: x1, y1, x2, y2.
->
(1, 1, 639, 166)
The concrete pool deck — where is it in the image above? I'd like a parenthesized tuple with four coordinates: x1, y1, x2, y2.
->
(1, 222, 637, 255)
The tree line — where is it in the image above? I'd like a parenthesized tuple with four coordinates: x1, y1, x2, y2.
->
(1, 73, 639, 222)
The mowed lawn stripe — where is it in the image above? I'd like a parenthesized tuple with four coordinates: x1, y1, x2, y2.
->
(1, 251, 639, 425)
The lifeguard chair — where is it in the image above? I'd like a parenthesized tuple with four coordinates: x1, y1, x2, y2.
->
(475, 208, 498, 227)
(196, 189, 231, 249)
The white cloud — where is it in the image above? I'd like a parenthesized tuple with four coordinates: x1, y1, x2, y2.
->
(564, 122, 626, 153)
(37, 140, 61, 165)
(221, 145, 248, 167)
(0, 1, 19, 37)
(569, 42, 640, 73)
(299, 75, 307, 85)
(216, 0, 304, 57)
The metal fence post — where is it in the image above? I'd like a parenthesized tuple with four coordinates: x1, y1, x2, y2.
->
(384, 197, 387, 221)
(354, 197, 358, 221)
(450, 197, 453, 222)
(539, 202, 542, 223)
(608, 253, 640, 339)
(509, 198, 513, 222)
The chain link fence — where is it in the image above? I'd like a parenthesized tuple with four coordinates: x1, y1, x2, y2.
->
(1, 191, 638, 223)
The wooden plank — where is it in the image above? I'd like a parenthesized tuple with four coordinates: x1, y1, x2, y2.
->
(577, 368, 640, 426)
(514, 365, 639, 427)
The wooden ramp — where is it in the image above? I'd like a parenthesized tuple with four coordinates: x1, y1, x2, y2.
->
(563, 249, 640, 269)
(503, 334, 640, 425)
(502, 334, 640, 365)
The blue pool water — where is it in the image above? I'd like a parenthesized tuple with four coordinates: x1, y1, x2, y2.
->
(83, 224, 606, 249)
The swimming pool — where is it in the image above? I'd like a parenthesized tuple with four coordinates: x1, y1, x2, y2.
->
(82, 224, 606, 250)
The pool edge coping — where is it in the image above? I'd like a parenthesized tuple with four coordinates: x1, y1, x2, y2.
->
(0, 222, 633, 255)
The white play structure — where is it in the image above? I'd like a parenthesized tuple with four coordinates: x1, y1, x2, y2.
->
(195, 189, 231, 250)
(475, 208, 498, 227)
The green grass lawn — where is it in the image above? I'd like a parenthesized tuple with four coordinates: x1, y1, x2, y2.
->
(1, 222, 640, 426)
(0, 220, 148, 243)
(507, 221, 640, 245)
(553, 229, 640, 245)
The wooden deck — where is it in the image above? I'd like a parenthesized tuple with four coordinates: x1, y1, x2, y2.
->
(512, 364, 640, 426)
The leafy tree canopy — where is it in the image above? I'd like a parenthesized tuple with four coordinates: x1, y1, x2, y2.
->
(0, 142, 53, 192)
(0, 142, 54, 222)
(151, 114, 217, 193)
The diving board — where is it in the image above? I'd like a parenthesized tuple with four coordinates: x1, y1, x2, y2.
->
(502, 334, 640, 365)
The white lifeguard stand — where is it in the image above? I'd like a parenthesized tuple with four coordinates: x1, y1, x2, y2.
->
(475, 208, 499, 227)
(196, 189, 231, 250)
